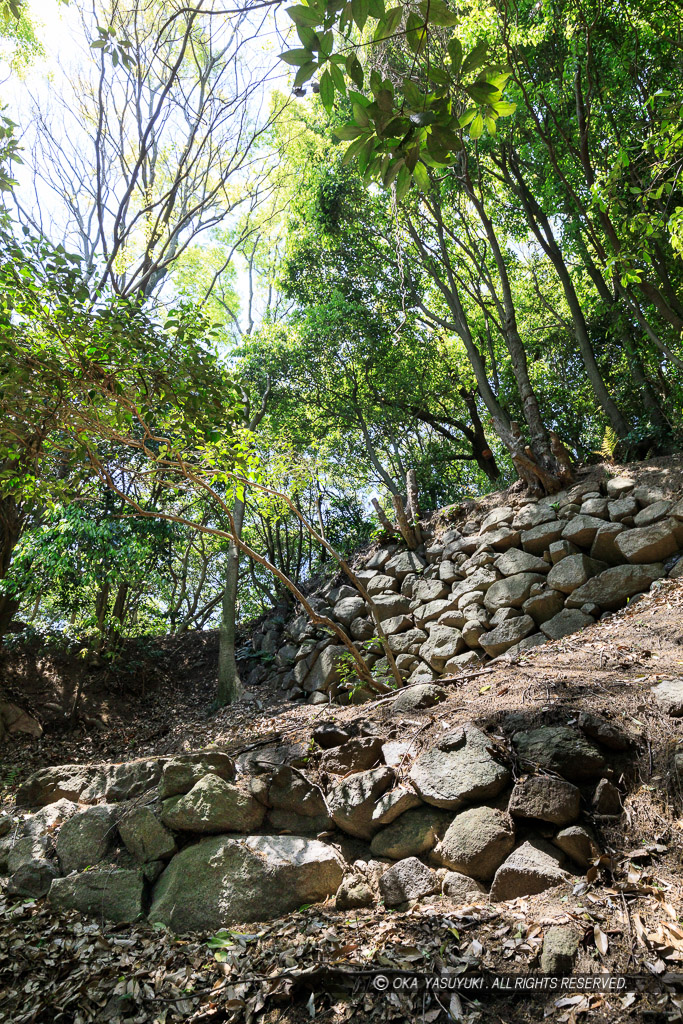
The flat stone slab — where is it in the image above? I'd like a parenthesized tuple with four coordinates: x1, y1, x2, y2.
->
(409, 726, 510, 809)
(512, 726, 605, 782)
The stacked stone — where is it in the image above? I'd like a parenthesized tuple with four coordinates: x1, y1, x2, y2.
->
(271, 476, 683, 703)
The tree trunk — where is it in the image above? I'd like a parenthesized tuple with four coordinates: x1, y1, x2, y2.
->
(217, 494, 246, 706)
(0, 495, 23, 641)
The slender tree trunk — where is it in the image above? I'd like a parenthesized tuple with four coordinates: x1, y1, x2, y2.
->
(0, 495, 23, 640)
(217, 494, 245, 706)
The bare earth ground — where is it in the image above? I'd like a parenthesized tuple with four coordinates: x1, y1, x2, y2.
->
(2, 456, 683, 1023)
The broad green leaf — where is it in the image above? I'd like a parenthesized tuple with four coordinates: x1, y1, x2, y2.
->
(458, 106, 477, 127)
(352, 102, 370, 126)
(342, 135, 371, 165)
(368, 0, 385, 16)
(294, 61, 318, 87)
(406, 11, 427, 54)
(286, 4, 321, 26)
(383, 156, 404, 187)
(357, 137, 377, 174)
(279, 48, 315, 67)
(412, 161, 431, 190)
(466, 82, 501, 104)
(447, 36, 462, 74)
(374, 5, 402, 41)
(395, 164, 411, 201)
(485, 115, 497, 134)
(333, 124, 368, 140)
(296, 22, 318, 48)
(409, 111, 436, 127)
(352, 0, 370, 31)
(319, 69, 335, 110)
(329, 61, 347, 94)
(470, 113, 484, 139)
(346, 53, 364, 88)
(461, 40, 488, 77)
(377, 88, 393, 112)
(491, 100, 517, 116)
(418, 0, 457, 27)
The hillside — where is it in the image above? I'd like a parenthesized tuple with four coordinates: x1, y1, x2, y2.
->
(2, 459, 683, 1024)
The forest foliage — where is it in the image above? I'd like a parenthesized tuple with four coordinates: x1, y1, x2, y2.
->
(0, 0, 681, 699)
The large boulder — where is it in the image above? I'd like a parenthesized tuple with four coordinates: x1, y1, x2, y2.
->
(320, 737, 384, 775)
(494, 550, 549, 577)
(512, 727, 605, 782)
(267, 766, 331, 834)
(419, 625, 465, 670)
(118, 806, 177, 863)
(508, 777, 580, 826)
(384, 551, 427, 580)
(547, 554, 606, 594)
(387, 628, 428, 655)
(379, 857, 438, 907)
(615, 520, 682, 564)
(149, 835, 344, 932)
(7, 858, 59, 898)
(302, 646, 348, 694)
(589, 522, 625, 565)
(441, 871, 487, 901)
(484, 574, 546, 612)
(540, 608, 593, 641)
(16, 765, 103, 807)
(412, 578, 449, 604)
(333, 595, 366, 625)
(490, 839, 570, 902)
(651, 678, 683, 717)
(522, 588, 565, 626)
(409, 726, 510, 809)
(479, 615, 535, 656)
(327, 766, 394, 839)
(561, 515, 607, 548)
(372, 787, 423, 826)
(160, 774, 266, 833)
(521, 521, 564, 555)
(370, 806, 450, 859)
(371, 593, 413, 622)
(80, 759, 167, 803)
(565, 562, 665, 610)
(56, 805, 119, 874)
(432, 806, 515, 880)
(158, 753, 236, 800)
(49, 869, 144, 924)
(390, 684, 446, 713)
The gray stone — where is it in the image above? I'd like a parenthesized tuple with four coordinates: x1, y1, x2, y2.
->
(0, 812, 10, 838)
(381, 614, 413, 636)
(320, 737, 384, 775)
(608, 495, 638, 522)
(384, 551, 427, 580)
(390, 684, 446, 713)
(350, 617, 374, 641)
(562, 515, 608, 548)
(7, 834, 51, 875)
(480, 506, 514, 532)
(490, 839, 570, 902)
(366, 574, 398, 595)
(7, 859, 59, 897)
(578, 713, 632, 751)
(514, 504, 558, 530)
(268, 766, 330, 832)
(419, 625, 465, 671)
(615, 519, 681, 564)
(313, 723, 350, 749)
(548, 540, 579, 564)
(634, 485, 668, 507)
(412, 578, 449, 604)
(592, 779, 622, 815)
(651, 678, 683, 716)
(335, 874, 374, 909)
(669, 558, 683, 580)
(333, 596, 366, 625)
(480, 615, 535, 656)
(541, 925, 581, 975)
(462, 620, 486, 648)
(491, 606, 521, 625)
(451, 567, 499, 601)
(409, 726, 510, 809)
(365, 547, 393, 570)
(540, 608, 593, 640)
(439, 561, 461, 583)
(371, 593, 413, 622)
(372, 787, 422, 825)
(521, 521, 565, 555)
(565, 563, 666, 610)
(149, 835, 344, 932)
(443, 651, 484, 672)
(481, 527, 521, 551)
(16, 799, 79, 841)
(547, 554, 606, 594)
(589, 521, 626, 565)
(633, 500, 672, 527)
(16, 765, 103, 808)
(523, 588, 565, 626)
(413, 600, 451, 628)
(49, 869, 144, 924)
(370, 806, 450, 860)
(387, 628, 428, 655)
(484, 574, 546, 611)
(379, 857, 438, 907)
(508, 777, 580, 825)
(118, 806, 176, 863)
(57, 805, 119, 874)
(432, 806, 515, 881)
(158, 753, 236, 800)
(606, 476, 635, 498)
(441, 871, 487, 901)
(303, 646, 349, 694)
(553, 826, 598, 869)
(161, 774, 266, 833)
(328, 766, 394, 840)
(581, 498, 609, 519)
(513, 727, 605, 782)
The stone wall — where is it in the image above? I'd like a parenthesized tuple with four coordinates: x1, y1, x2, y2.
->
(257, 475, 683, 703)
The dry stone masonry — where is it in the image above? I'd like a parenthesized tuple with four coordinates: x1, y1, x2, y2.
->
(252, 474, 683, 704)
(1, 700, 642, 932)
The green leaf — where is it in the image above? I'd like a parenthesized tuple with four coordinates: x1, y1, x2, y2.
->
(345, 52, 364, 88)
(333, 124, 368, 140)
(357, 137, 377, 175)
(466, 81, 500, 104)
(470, 113, 484, 139)
(461, 40, 488, 77)
(412, 161, 431, 190)
(383, 156, 404, 187)
(352, 102, 370, 126)
(491, 100, 517, 116)
(286, 4, 321, 26)
(406, 11, 427, 54)
(329, 61, 346, 94)
(409, 111, 436, 126)
(319, 69, 335, 110)
(374, 5, 402, 41)
(395, 164, 411, 201)
(296, 23, 318, 48)
(342, 134, 370, 165)
(279, 48, 315, 66)
(293, 61, 318, 87)
(447, 36, 462, 74)
(418, 0, 458, 27)
(351, 0, 370, 31)
(368, 0, 385, 16)
(458, 106, 477, 128)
